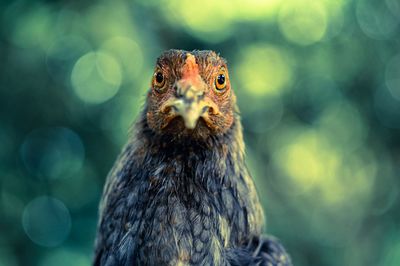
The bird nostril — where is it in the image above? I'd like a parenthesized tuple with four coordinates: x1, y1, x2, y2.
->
(174, 88, 182, 99)
(198, 91, 205, 101)
(171, 105, 178, 112)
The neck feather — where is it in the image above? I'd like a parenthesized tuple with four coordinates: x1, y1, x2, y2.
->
(129, 113, 246, 192)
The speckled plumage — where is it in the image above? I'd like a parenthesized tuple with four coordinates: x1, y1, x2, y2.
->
(93, 50, 292, 266)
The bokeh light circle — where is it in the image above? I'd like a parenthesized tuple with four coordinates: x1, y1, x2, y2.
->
(385, 54, 400, 100)
(385, 0, 400, 17)
(71, 51, 122, 104)
(317, 100, 367, 151)
(9, 5, 56, 50)
(165, 0, 234, 43)
(322, 2, 345, 41)
(356, 0, 399, 40)
(22, 196, 71, 247)
(275, 129, 337, 193)
(236, 0, 282, 20)
(272, 122, 375, 202)
(101, 37, 143, 82)
(46, 35, 91, 84)
(235, 44, 292, 96)
(278, 0, 328, 45)
(20, 127, 85, 179)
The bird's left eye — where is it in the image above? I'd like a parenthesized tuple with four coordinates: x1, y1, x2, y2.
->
(215, 69, 227, 91)
(153, 71, 166, 89)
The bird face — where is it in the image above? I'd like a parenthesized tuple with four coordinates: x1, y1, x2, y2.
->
(146, 50, 236, 137)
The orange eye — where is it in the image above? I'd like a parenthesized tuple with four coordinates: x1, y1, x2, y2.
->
(215, 69, 227, 91)
(153, 71, 166, 89)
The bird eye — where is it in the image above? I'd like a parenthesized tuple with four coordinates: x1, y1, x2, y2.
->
(153, 71, 166, 90)
(215, 69, 227, 91)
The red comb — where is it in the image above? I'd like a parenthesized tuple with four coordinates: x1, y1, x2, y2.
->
(182, 54, 199, 80)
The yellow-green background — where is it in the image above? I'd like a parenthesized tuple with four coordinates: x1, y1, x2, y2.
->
(1, 0, 400, 265)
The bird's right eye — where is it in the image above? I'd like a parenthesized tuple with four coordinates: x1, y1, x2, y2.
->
(153, 71, 166, 90)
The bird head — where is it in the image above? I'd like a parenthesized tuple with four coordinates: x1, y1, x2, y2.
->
(146, 50, 236, 138)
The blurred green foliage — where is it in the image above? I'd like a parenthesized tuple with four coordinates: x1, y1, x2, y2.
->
(0, 0, 400, 265)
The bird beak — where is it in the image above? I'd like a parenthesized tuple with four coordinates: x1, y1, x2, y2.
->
(161, 77, 217, 129)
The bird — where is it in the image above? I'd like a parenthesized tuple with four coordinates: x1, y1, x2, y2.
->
(93, 49, 292, 266)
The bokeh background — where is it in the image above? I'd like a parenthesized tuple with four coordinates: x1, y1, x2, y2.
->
(1, 0, 400, 265)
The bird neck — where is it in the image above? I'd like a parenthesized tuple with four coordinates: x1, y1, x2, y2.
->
(131, 114, 246, 192)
